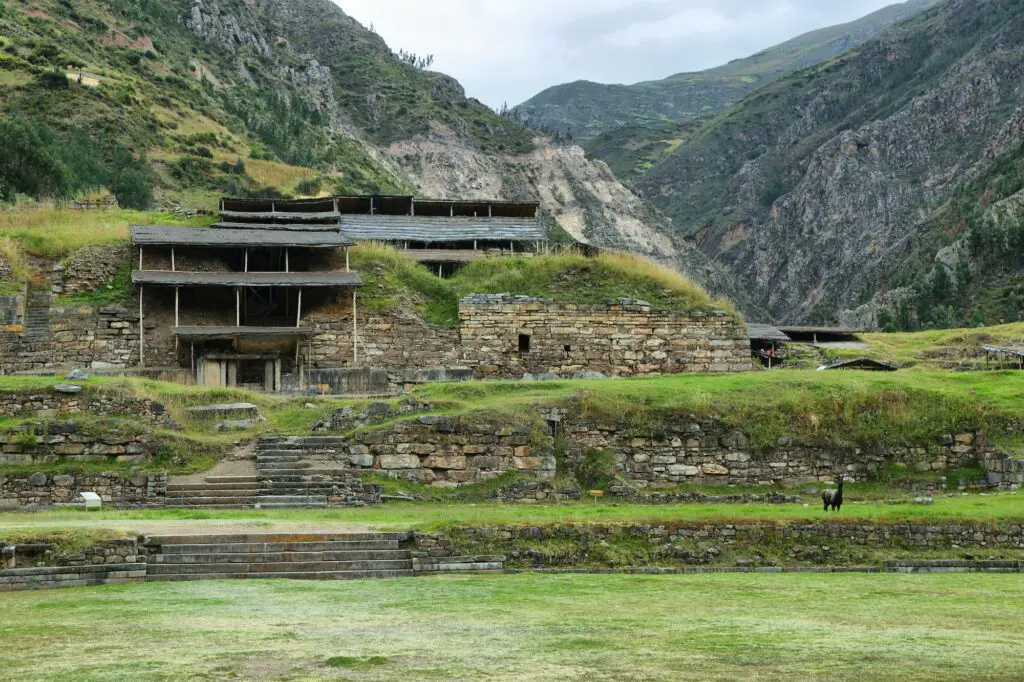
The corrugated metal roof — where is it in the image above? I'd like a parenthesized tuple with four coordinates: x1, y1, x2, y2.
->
(401, 249, 488, 263)
(778, 326, 863, 335)
(212, 222, 341, 232)
(172, 326, 315, 338)
(131, 226, 353, 248)
(133, 271, 363, 287)
(219, 210, 341, 222)
(340, 215, 547, 243)
(746, 323, 790, 342)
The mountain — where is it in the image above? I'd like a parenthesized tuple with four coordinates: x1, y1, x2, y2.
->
(0, 0, 730, 296)
(516, 0, 938, 143)
(639, 0, 1024, 328)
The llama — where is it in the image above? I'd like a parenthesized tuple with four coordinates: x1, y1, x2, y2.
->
(821, 476, 845, 512)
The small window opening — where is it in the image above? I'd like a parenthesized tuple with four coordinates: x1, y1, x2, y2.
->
(518, 334, 531, 353)
(563, 344, 571, 358)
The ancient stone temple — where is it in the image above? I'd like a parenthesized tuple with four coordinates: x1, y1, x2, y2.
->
(131, 199, 362, 391)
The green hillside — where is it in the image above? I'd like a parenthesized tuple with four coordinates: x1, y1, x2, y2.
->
(0, 0, 533, 207)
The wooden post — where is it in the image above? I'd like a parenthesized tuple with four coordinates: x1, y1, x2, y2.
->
(296, 288, 303, 328)
(511, 241, 515, 255)
(138, 286, 144, 367)
(236, 288, 240, 327)
(450, 204, 454, 217)
(345, 248, 350, 272)
(438, 264, 442, 277)
(410, 198, 415, 216)
(190, 341, 195, 375)
(174, 287, 180, 327)
(171, 247, 176, 272)
(473, 240, 477, 251)
(138, 247, 143, 270)
(370, 196, 374, 216)
(285, 248, 290, 273)
(244, 249, 249, 273)
(352, 290, 358, 364)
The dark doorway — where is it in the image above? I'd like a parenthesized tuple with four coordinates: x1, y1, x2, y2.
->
(518, 334, 531, 353)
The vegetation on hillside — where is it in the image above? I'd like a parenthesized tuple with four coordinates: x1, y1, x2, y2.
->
(0, 0, 532, 208)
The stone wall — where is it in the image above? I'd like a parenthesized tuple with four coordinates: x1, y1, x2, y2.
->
(266, 416, 555, 486)
(0, 390, 175, 426)
(431, 521, 1024, 569)
(0, 421, 158, 467)
(459, 295, 751, 378)
(305, 309, 461, 370)
(0, 471, 166, 508)
(562, 416, 994, 486)
(57, 244, 131, 295)
(0, 301, 175, 372)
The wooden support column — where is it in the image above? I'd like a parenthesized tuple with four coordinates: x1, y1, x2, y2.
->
(174, 287, 180, 327)
(410, 198, 415, 216)
(235, 288, 240, 327)
(296, 288, 303, 328)
(510, 241, 515, 255)
(244, 249, 249, 273)
(488, 204, 492, 218)
(138, 246, 144, 270)
(345, 248, 350, 272)
(171, 247, 176, 272)
(473, 240, 477, 251)
(352, 290, 358, 364)
(138, 286, 144, 367)
(190, 341, 195, 374)
(285, 248, 290, 273)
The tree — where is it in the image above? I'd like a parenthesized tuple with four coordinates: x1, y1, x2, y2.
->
(0, 118, 71, 200)
(111, 167, 153, 210)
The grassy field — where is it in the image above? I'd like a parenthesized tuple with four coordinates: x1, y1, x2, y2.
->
(2, 493, 1020, 535)
(2, 573, 1023, 680)
(823, 322, 1024, 369)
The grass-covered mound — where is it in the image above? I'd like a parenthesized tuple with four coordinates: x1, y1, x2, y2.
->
(352, 243, 733, 327)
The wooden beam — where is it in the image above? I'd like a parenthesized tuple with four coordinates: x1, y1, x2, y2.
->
(296, 288, 303, 328)
(345, 247, 350, 272)
(138, 246, 143, 270)
(138, 286, 144, 367)
(170, 247, 175, 272)
(244, 248, 249, 273)
(174, 287, 180, 327)
(285, 248, 290, 273)
(236, 288, 240, 327)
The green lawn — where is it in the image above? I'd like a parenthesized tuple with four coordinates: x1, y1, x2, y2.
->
(2, 573, 1022, 680)
(2, 494, 1021, 536)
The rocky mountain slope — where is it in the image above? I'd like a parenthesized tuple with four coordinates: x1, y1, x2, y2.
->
(640, 0, 1024, 326)
(0, 0, 731, 296)
(515, 0, 937, 143)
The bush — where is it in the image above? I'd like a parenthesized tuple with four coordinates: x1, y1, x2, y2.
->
(111, 167, 153, 210)
(295, 177, 322, 196)
(574, 448, 617, 490)
(36, 69, 70, 90)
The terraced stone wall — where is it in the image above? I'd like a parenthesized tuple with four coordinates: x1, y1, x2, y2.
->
(0, 471, 166, 508)
(563, 417, 996, 486)
(0, 391, 174, 426)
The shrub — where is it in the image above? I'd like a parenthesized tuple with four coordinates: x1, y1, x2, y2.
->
(111, 167, 153, 210)
(574, 448, 617, 490)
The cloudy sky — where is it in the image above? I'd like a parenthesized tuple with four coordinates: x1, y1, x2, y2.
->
(334, 0, 907, 108)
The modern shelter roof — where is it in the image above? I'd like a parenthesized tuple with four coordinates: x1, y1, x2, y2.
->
(400, 249, 488, 264)
(746, 323, 790, 342)
(133, 271, 363, 287)
(131, 226, 353, 248)
(339, 215, 546, 243)
(172, 326, 315, 339)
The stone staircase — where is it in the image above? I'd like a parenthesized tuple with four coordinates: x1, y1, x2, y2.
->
(163, 436, 374, 509)
(22, 289, 51, 339)
(142, 532, 416, 582)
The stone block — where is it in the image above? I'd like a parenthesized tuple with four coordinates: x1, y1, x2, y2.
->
(424, 455, 467, 470)
(379, 454, 421, 470)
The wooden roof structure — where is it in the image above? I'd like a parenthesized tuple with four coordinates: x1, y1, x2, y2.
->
(339, 215, 546, 243)
(132, 271, 363, 287)
(820, 358, 897, 372)
(400, 249, 488, 264)
(746, 323, 790, 342)
(131, 226, 353, 248)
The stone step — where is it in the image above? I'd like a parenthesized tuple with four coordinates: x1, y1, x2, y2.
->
(164, 495, 259, 504)
(152, 550, 411, 565)
(144, 532, 410, 546)
(257, 462, 315, 471)
(257, 451, 314, 458)
(145, 570, 416, 582)
(256, 495, 328, 504)
(205, 476, 260, 484)
(157, 540, 401, 554)
(168, 482, 260, 492)
(254, 469, 355, 477)
(259, 437, 350, 447)
(165, 489, 261, 499)
(147, 560, 413, 576)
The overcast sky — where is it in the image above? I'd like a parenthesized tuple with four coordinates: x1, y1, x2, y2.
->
(334, 0, 906, 108)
